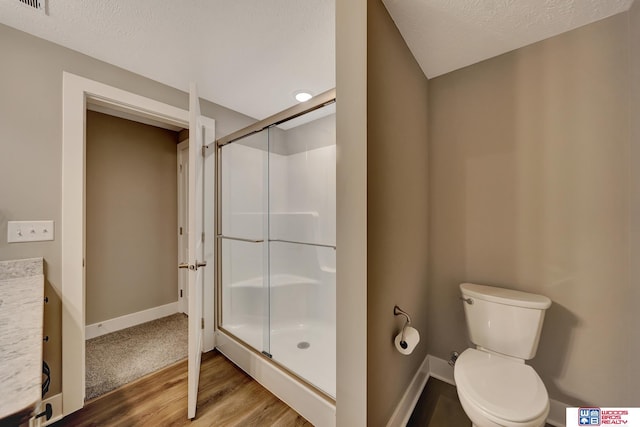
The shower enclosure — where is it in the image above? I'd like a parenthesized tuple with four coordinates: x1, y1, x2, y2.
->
(216, 92, 336, 398)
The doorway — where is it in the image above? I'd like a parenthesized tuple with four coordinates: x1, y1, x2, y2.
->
(83, 109, 188, 400)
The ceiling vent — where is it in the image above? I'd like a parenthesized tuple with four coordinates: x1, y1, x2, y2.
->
(17, 0, 46, 14)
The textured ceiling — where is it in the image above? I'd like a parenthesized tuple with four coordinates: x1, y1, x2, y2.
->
(0, 1, 634, 119)
(383, 0, 634, 78)
(0, 0, 335, 120)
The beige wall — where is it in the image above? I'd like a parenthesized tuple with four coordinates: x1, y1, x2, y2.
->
(428, 12, 636, 406)
(0, 23, 254, 396)
(86, 111, 179, 324)
(367, 0, 429, 424)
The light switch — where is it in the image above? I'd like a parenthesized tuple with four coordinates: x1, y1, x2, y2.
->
(7, 220, 55, 243)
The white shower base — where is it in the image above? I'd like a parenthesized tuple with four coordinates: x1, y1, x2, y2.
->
(224, 320, 336, 397)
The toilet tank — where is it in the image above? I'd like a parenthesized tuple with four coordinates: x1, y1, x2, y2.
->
(460, 283, 552, 360)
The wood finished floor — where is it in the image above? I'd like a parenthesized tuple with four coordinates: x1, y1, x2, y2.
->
(407, 378, 471, 427)
(408, 378, 553, 427)
(53, 350, 312, 427)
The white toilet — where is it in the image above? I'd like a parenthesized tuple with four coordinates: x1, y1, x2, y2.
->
(454, 283, 552, 427)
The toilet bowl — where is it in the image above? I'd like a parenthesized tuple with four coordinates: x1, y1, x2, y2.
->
(455, 349, 549, 427)
(455, 283, 552, 427)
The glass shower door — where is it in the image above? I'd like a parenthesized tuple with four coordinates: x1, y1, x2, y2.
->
(218, 97, 337, 399)
(219, 129, 270, 354)
(268, 106, 336, 397)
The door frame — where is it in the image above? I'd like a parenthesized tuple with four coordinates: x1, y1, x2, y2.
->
(177, 139, 189, 315)
(61, 72, 215, 416)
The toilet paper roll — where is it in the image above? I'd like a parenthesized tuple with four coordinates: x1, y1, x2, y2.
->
(394, 326, 420, 355)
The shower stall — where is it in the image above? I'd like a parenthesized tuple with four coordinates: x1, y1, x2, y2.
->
(215, 91, 336, 400)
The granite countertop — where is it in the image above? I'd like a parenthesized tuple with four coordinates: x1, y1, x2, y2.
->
(0, 258, 44, 422)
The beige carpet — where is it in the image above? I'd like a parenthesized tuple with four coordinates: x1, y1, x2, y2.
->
(85, 313, 188, 400)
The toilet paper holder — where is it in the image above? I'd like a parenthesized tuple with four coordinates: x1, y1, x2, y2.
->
(394, 305, 412, 349)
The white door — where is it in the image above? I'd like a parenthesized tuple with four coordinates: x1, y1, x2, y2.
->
(186, 83, 215, 419)
(177, 140, 189, 315)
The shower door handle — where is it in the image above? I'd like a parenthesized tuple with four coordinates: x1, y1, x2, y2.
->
(178, 261, 207, 270)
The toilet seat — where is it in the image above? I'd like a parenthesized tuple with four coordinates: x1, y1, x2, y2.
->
(455, 349, 549, 424)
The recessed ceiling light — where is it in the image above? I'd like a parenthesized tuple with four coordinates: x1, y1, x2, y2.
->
(294, 91, 313, 102)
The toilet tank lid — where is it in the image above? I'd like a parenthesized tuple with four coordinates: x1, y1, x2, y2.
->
(460, 283, 551, 309)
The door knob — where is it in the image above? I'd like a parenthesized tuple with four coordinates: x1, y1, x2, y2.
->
(196, 260, 207, 269)
(178, 263, 190, 269)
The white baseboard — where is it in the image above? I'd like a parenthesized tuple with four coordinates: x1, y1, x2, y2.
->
(426, 354, 455, 385)
(215, 331, 336, 427)
(386, 356, 431, 427)
(85, 302, 179, 339)
(388, 353, 569, 427)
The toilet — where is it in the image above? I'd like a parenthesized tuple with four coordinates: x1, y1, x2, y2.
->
(454, 283, 552, 427)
